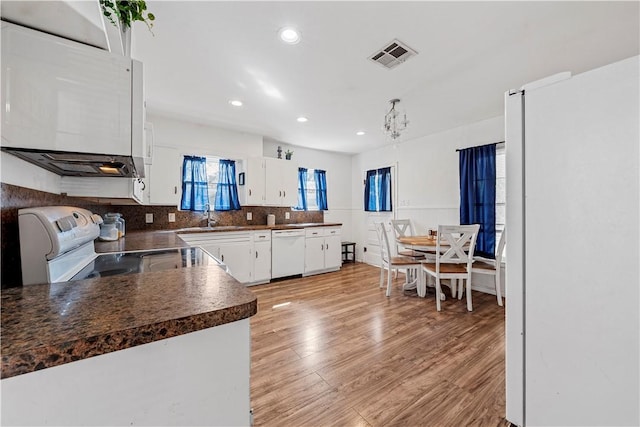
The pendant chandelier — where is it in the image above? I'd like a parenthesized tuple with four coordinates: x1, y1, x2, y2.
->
(383, 98, 409, 140)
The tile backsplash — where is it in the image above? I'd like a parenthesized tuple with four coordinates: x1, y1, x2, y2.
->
(1, 183, 323, 287)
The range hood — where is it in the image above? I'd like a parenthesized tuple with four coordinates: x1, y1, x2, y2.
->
(1, 21, 147, 179)
(0, 147, 143, 177)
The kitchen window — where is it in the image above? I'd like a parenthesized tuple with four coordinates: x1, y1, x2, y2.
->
(206, 156, 221, 205)
(295, 168, 327, 211)
(180, 155, 209, 211)
(206, 157, 240, 210)
(364, 167, 392, 212)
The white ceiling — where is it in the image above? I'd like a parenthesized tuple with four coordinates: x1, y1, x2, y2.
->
(131, 1, 639, 154)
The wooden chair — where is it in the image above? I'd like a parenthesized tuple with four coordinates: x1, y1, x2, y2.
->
(421, 224, 480, 311)
(374, 222, 422, 297)
(472, 227, 506, 306)
(390, 219, 426, 258)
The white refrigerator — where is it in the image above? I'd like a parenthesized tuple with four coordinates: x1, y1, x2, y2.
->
(505, 56, 639, 426)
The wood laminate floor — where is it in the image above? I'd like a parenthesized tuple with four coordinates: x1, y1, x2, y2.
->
(250, 262, 508, 427)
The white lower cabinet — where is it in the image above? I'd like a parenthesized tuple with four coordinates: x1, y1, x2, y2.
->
(215, 242, 252, 284)
(252, 231, 271, 284)
(303, 226, 342, 276)
(179, 226, 341, 283)
(178, 231, 269, 285)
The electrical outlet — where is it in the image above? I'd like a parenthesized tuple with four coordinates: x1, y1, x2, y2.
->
(247, 212, 253, 221)
(145, 213, 153, 223)
(168, 213, 176, 222)
(285, 212, 290, 219)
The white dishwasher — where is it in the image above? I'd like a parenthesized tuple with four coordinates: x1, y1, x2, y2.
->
(271, 229, 305, 278)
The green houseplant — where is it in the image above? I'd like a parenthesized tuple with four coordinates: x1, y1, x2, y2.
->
(285, 150, 293, 160)
(100, 0, 155, 32)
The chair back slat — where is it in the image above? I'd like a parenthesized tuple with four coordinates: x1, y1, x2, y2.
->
(495, 227, 507, 265)
(436, 224, 480, 268)
(390, 219, 415, 238)
(374, 222, 391, 264)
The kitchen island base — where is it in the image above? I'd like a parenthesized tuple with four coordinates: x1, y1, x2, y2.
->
(1, 319, 250, 426)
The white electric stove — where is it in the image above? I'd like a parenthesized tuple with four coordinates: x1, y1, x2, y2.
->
(18, 206, 224, 285)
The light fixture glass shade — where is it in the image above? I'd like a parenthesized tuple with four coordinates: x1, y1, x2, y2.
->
(383, 98, 409, 140)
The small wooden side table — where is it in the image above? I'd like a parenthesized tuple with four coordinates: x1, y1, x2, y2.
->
(341, 241, 356, 264)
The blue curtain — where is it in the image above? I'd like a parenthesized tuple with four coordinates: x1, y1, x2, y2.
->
(459, 144, 496, 258)
(296, 168, 308, 210)
(180, 155, 209, 211)
(314, 169, 328, 210)
(364, 167, 392, 212)
(364, 169, 377, 211)
(378, 167, 392, 212)
(214, 159, 241, 211)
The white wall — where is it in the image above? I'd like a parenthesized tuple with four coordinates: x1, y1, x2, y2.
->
(262, 139, 354, 241)
(149, 113, 263, 159)
(350, 116, 504, 285)
(0, 152, 62, 193)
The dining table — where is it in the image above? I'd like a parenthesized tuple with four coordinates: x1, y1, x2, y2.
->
(396, 235, 470, 298)
(395, 235, 437, 297)
(396, 235, 440, 252)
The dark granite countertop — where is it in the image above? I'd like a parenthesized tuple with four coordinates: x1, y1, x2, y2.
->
(1, 264, 257, 379)
(2, 222, 340, 379)
(172, 222, 343, 234)
(94, 223, 342, 253)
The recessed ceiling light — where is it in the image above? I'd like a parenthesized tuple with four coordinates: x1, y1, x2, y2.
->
(356, 131, 366, 136)
(229, 100, 243, 107)
(279, 27, 301, 44)
(297, 116, 308, 123)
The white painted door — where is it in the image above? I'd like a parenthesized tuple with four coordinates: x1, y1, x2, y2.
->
(245, 157, 265, 205)
(219, 242, 253, 284)
(264, 158, 283, 206)
(324, 234, 342, 270)
(253, 240, 271, 283)
(149, 146, 180, 205)
(280, 160, 299, 207)
(304, 236, 325, 273)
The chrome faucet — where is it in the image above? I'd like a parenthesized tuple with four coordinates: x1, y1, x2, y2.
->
(204, 203, 216, 227)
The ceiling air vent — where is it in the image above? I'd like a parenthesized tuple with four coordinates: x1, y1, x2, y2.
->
(369, 39, 417, 70)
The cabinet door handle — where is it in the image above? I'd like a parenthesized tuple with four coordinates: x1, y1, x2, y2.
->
(326, 243, 328, 250)
(321, 244, 324, 251)
(249, 189, 252, 196)
(283, 191, 286, 197)
(221, 254, 224, 262)
(255, 251, 258, 259)
(279, 190, 282, 197)
(174, 186, 177, 194)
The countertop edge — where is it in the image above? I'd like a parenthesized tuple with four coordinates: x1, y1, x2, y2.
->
(173, 222, 343, 234)
(1, 298, 257, 380)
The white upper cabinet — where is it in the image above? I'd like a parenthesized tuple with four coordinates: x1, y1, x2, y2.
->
(264, 157, 298, 206)
(242, 157, 298, 207)
(149, 146, 180, 206)
(244, 157, 266, 205)
(243, 157, 298, 207)
(1, 21, 134, 156)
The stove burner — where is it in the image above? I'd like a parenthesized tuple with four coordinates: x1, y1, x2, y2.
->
(70, 247, 222, 281)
